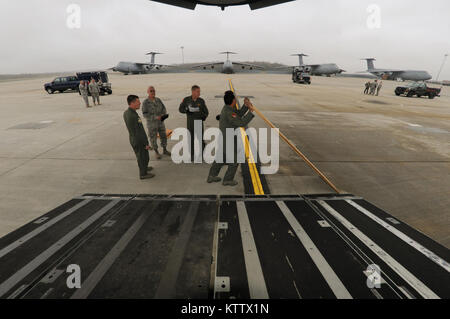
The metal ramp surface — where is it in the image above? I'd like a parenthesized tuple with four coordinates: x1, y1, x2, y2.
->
(0, 194, 448, 299)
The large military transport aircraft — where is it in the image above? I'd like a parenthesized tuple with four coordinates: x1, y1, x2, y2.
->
(361, 58, 432, 81)
(286, 53, 345, 76)
(192, 52, 264, 74)
(151, 0, 295, 10)
(112, 52, 171, 75)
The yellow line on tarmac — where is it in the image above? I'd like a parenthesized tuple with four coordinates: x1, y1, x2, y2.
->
(228, 81, 340, 194)
(228, 79, 265, 195)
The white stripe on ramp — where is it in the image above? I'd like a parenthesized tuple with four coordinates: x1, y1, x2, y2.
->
(0, 199, 93, 259)
(0, 200, 120, 298)
(236, 201, 269, 299)
(276, 201, 352, 299)
(318, 200, 440, 299)
(346, 200, 450, 273)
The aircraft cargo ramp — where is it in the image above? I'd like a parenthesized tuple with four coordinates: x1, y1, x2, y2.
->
(0, 194, 448, 299)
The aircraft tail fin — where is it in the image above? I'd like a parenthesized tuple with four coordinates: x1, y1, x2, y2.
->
(220, 51, 237, 60)
(291, 53, 309, 66)
(361, 58, 376, 71)
(146, 52, 162, 64)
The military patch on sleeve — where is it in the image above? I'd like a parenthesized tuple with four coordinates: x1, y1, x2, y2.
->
(231, 113, 237, 118)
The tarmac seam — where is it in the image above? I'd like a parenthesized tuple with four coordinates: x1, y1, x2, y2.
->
(0, 120, 112, 179)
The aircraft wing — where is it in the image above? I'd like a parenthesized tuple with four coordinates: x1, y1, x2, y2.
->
(192, 62, 224, 69)
(368, 68, 402, 73)
(135, 63, 172, 67)
(273, 65, 294, 69)
(151, 0, 295, 10)
(154, 64, 173, 68)
(232, 62, 264, 70)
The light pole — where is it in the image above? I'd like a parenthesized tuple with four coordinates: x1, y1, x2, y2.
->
(180, 46, 185, 64)
(436, 53, 448, 81)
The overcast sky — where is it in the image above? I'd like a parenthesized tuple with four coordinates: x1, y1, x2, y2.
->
(1, 0, 449, 79)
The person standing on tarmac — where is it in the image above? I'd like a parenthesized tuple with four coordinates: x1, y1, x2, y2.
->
(79, 80, 90, 108)
(364, 81, 370, 94)
(207, 91, 255, 187)
(123, 95, 154, 180)
(179, 85, 209, 161)
(88, 79, 101, 106)
(142, 86, 171, 160)
(369, 79, 378, 95)
(376, 80, 383, 96)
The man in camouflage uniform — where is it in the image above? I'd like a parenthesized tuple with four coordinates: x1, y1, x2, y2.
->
(364, 81, 370, 94)
(179, 85, 209, 161)
(369, 79, 378, 95)
(207, 91, 255, 186)
(142, 86, 170, 160)
(88, 79, 101, 105)
(376, 80, 383, 96)
(123, 95, 154, 180)
(79, 80, 90, 108)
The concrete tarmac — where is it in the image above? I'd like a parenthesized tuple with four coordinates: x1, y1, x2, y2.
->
(0, 73, 449, 248)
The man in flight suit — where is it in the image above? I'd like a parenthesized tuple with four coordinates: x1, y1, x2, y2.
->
(179, 85, 209, 161)
(88, 79, 101, 106)
(123, 95, 154, 180)
(79, 81, 90, 108)
(207, 91, 255, 186)
(142, 86, 170, 160)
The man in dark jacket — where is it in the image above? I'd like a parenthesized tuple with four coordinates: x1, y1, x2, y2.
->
(123, 95, 154, 180)
(179, 85, 209, 161)
(207, 91, 255, 186)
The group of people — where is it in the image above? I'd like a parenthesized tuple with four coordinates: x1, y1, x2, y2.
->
(364, 79, 383, 96)
(123, 85, 255, 186)
(79, 78, 102, 107)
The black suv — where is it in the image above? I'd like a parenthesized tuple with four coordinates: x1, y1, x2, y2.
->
(395, 82, 441, 99)
(44, 71, 112, 95)
(44, 76, 79, 94)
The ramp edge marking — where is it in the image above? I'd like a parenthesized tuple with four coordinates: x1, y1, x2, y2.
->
(318, 200, 440, 299)
(0, 199, 93, 259)
(276, 201, 352, 299)
(236, 201, 269, 299)
(345, 200, 450, 272)
(0, 200, 120, 298)
(71, 201, 159, 299)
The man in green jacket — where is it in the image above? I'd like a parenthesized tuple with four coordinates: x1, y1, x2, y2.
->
(179, 85, 209, 161)
(123, 95, 154, 180)
(207, 91, 255, 186)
